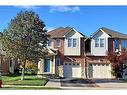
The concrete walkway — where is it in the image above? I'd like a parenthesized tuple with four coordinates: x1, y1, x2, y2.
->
(45, 79, 61, 87)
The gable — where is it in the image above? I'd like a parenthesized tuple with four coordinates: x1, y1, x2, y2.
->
(65, 28, 85, 38)
(92, 29, 110, 39)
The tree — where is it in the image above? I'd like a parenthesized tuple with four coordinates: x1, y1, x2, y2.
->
(107, 49, 127, 78)
(1, 11, 48, 80)
(25, 60, 38, 74)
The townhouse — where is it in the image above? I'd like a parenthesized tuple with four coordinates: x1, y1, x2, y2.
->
(1, 26, 127, 79)
(85, 27, 127, 78)
(38, 27, 127, 79)
(38, 27, 87, 78)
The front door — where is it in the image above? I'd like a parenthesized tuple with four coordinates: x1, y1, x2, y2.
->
(44, 59, 50, 72)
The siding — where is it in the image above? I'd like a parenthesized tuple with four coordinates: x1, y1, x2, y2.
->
(91, 30, 110, 56)
(64, 31, 81, 56)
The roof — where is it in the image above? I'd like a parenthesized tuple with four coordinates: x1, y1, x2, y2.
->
(101, 27, 127, 39)
(47, 27, 85, 38)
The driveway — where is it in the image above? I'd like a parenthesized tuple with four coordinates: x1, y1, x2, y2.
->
(45, 78, 127, 89)
(60, 78, 98, 87)
(91, 79, 127, 89)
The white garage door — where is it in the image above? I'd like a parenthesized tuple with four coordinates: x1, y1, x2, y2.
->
(88, 64, 112, 78)
(63, 62, 82, 78)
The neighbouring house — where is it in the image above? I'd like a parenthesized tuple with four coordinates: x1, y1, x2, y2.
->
(38, 27, 87, 78)
(85, 27, 127, 78)
(0, 33, 19, 74)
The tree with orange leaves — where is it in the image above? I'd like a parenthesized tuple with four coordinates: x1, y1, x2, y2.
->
(107, 49, 127, 78)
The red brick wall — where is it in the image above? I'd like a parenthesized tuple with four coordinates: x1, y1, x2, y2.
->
(80, 38, 85, 57)
(1, 56, 9, 74)
(108, 38, 115, 52)
(53, 38, 65, 64)
(86, 56, 110, 64)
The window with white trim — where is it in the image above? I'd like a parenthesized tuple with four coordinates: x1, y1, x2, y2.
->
(68, 38, 77, 47)
(68, 38, 72, 47)
(100, 38, 104, 47)
(95, 38, 105, 47)
(73, 38, 77, 47)
(56, 39, 60, 47)
(95, 39, 99, 47)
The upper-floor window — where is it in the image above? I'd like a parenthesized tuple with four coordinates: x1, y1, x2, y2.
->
(73, 38, 77, 47)
(122, 40, 127, 49)
(95, 38, 104, 47)
(56, 57, 60, 66)
(56, 38, 60, 47)
(68, 38, 77, 47)
(95, 39, 99, 47)
(100, 38, 104, 47)
(48, 39, 52, 47)
(68, 38, 72, 47)
(114, 39, 119, 49)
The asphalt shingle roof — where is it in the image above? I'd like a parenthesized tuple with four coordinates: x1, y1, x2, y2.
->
(101, 27, 127, 39)
(47, 27, 72, 38)
(47, 27, 85, 38)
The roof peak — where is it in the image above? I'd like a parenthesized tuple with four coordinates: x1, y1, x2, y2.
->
(100, 27, 127, 39)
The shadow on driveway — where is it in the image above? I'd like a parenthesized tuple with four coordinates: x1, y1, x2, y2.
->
(60, 78, 98, 87)
(91, 79, 123, 83)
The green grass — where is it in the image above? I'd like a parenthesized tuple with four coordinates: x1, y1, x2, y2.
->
(2, 74, 48, 86)
(0, 87, 60, 90)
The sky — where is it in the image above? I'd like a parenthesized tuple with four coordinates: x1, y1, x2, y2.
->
(1, 6, 127, 36)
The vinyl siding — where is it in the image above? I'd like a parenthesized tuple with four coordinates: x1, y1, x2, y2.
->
(91, 30, 110, 56)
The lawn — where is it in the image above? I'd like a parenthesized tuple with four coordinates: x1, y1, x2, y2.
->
(2, 74, 48, 86)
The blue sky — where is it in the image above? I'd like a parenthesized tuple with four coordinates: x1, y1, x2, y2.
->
(1, 6, 127, 36)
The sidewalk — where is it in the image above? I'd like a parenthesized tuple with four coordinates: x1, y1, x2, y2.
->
(45, 79, 61, 87)
(97, 82, 127, 88)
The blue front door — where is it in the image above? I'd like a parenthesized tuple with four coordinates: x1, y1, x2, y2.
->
(44, 59, 50, 72)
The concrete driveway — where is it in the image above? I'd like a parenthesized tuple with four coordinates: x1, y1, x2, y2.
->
(45, 78, 127, 89)
(91, 79, 127, 89)
(60, 78, 98, 87)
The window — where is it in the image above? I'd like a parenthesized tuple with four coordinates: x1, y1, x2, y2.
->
(95, 39, 99, 47)
(56, 39, 60, 47)
(95, 38, 105, 47)
(114, 39, 119, 49)
(73, 38, 77, 47)
(68, 38, 77, 47)
(68, 38, 72, 47)
(48, 39, 52, 47)
(56, 58, 60, 66)
(100, 38, 104, 47)
(122, 40, 127, 49)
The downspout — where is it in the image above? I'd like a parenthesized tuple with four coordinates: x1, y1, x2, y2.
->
(84, 38, 88, 79)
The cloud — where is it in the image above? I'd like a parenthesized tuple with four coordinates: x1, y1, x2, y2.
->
(47, 27, 55, 31)
(49, 6, 80, 13)
(14, 5, 39, 10)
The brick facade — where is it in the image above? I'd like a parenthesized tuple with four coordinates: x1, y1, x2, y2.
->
(52, 37, 85, 65)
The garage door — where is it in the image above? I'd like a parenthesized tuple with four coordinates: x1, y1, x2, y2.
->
(63, 62, 81, 78)
(88, 64, 112, 78)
